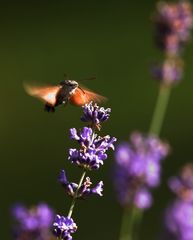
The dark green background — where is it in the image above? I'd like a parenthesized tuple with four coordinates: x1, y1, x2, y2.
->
(1, 1, 193, 239)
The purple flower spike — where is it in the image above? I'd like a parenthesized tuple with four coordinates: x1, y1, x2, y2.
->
(154, 0, 193, 55)
(81, 102, 111, 130)
(165, 200, 193, 240)
(164, 164, 193, 240)
(53, 214, 77, 240)
(68, 127, 116, 170)
(11, 203, 54, 240)
(114, 132, 169, 208)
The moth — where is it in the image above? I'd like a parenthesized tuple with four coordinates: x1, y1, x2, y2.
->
(24, 79, 106, 112)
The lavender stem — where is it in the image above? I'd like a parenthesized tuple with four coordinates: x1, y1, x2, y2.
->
(119, 206, 140, 240)
(67, 170, 86, 218)
(119, 208, 132, 240)
(149, 85, 171, 136)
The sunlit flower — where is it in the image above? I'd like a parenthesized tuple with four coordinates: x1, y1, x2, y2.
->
(53, 215, 77, 240)
(58, 169, 104, 197)
(114, 132, 169, 209)
(81, 101, 111, 130)
(69, 127, 116, 170)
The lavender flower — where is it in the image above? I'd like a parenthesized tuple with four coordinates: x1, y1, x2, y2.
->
(151, 1, 193, 86)
(81, 101, 111, 130)
(165, 164, 193, 240)
(58, 169, 104, 197)
(114, 132, 169, 209)
(54, 102, 116, 240)
(53, 215, 77, 240)
(151, 59, 183, 85)
(69, 127, 116, 170)
(169, 164, 193, 202)
(165, 200, 193, 240)
(11, 203, 54, 240)
(134, 188, 153, 209)
(154, 0, 193, 56)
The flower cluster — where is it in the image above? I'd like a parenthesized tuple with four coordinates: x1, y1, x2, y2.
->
(69, 127, 116, 170)
(81, 101, 111, 130)
(114, 132, 169, 209)
(151, 59, 183, 85)
(59, 169, 104, 198)
(53, 102, 116, 240)
(165, 164, 193, 240)
(11, 203, 54, 240)
(169, 164, 193, 202)
(152, 0, 193, 86)
(53, 215, 77, 240)
(154, 0, 193, 56)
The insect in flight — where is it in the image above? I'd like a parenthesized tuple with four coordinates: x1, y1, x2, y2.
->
(24, 78, 106, 112)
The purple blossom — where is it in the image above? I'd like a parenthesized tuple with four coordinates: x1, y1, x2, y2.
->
(154, 0, 193, 55)
(169, 164, 193, 202)
(134, 188, 153, 209)
(165, 200, 193, 240)
(114, 132, 169, 209)
(91, 181, 104, 196)
(55, 102, 115, 239)
(58, 169, 104, 197)
(69, 127, 116, 170)
(53, 215, 77, 240)
(11, 203, 54, 240)
(165, 164, 193, 240)
(151, 59, 183, 85)
(81, 102, 111, 130)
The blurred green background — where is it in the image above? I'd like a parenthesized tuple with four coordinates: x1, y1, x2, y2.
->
(1, 0, 193, 239)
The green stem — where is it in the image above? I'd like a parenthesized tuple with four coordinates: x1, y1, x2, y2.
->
(149, 85, 171, 136)
(132, 209, 143, 240)
(119, 206, 139, 240)
(67, 170, 86, 218)
(119, 207, 130, 240)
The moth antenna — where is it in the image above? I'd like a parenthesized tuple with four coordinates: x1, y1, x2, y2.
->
(78, 75, 96, 82)
(78, 86, 85, 94)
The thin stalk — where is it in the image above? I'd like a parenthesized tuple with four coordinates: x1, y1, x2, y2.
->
(149, 85, 171, 136)
(67, 170, 86, 218)
(119, 206, 139, 240)
(132, 209, 143, 240)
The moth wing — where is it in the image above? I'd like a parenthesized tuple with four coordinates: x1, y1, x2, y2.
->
(69, 87, 107, 106)
(83, 89, 107, 103)
(24, 83, 60, 106)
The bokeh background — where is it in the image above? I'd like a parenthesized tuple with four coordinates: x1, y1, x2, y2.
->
(1, 0, 193, 239)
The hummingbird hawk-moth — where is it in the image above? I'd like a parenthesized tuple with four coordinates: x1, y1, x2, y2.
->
(24, 79, 106, 112)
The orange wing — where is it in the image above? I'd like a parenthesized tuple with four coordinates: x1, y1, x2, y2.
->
(24, 83, 60, 106)
(69, 87, 106, 106)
